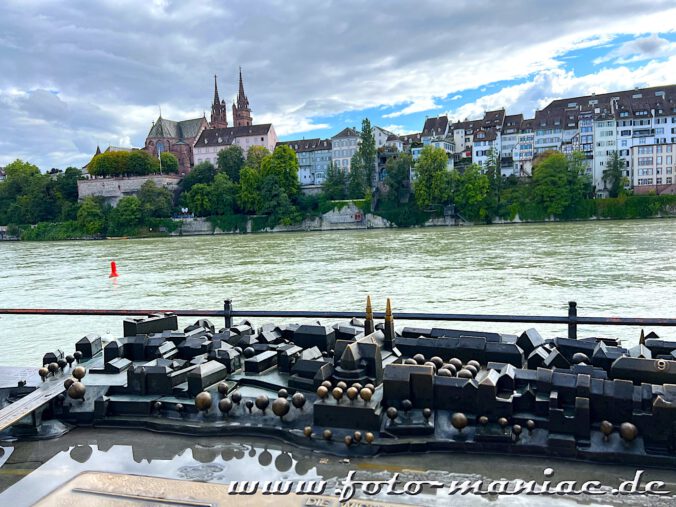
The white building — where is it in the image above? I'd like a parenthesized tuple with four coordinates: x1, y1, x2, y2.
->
(193, 124, 278, 166)
(331, 127, 360, 171)
(278, 138, 332, 186)
(632, 144, 674, 190)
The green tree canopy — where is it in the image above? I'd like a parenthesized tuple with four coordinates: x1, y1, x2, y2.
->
(77, 196, 105, 236)
(603, 151, 626, 198)
(108, 196, 141, 235)
(209, 173, 238, 215)
(321, 163, 348, 200)
(217, 145, 245, 182)
(454, 164, 490, 220)
(184, 183, 213, 217)
(260, 144, 300, 199)
(160, 152, 179, 174)
(413, 145, 452, 209)
(182, 161, 216, 192)
(384, 153, 412, 203)
(237, 166, 262, 213)
(137, 180, 174, 220)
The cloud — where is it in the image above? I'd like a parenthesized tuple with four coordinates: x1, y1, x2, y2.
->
(594, 34, 676, 64)
(380, 124, 419, 136)
(446, 56, 676, 122)
(1, 1, 676, 168)
(383, 98, 442, 118)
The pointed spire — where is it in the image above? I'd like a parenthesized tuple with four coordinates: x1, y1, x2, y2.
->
(639, 329, 645, 345)
(236, 67, 249, 108)
(383, 298, 395, 350)
(364, 295, 374, 335)
(385, 298, 392, 323)
(213, 74, 220, 105)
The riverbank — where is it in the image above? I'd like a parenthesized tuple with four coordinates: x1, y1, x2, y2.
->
(2, 194, 676, 241)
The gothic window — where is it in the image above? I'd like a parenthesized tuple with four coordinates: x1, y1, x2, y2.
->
(157, 141, 165, 154)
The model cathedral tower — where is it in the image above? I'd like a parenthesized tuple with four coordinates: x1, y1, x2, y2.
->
(210, 69, 252, 129)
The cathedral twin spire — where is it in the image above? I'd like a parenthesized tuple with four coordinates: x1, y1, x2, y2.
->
(210, 69, 252, 129)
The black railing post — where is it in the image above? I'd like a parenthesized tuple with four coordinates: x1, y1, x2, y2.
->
(568, 301, 578, 340)
(223, 299, 232, 329)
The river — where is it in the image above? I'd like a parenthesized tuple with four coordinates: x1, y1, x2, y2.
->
(1, 220, 676, 505)
(1, 219, 674, 366)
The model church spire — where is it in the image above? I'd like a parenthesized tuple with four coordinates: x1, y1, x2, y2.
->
(232, 67, 252, 127)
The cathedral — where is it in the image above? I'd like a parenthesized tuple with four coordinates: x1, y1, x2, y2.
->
(144, 69, 258, 174)
(210, 68, 253, 128)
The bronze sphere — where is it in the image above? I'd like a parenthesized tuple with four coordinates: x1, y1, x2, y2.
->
(231, 391, 242, 405)
(457, 369, 473, 379)
(316, 386, 329, 400)
(464, 364, 478, 376)
(195, 391, 212, 412)
(64, 377, 75, 390)
(498, 417, 509, 428)
(346, 387, 359, 401)
(365, 432, 375, 444)
(526, 419, 535, 432)
(451, 412, 468, 432)
(386, 406, 398, 421)
(352, 383, 363, 392)
(57, 359, 67, 370)
(48, 362, 59, 374)
(336, 381, 348, 391)
(353, 431, 362, 443)
(423, 408, 432, 420)
(175, 403, 184, 413)
(430, 356, 444, 368)
(449, 358, 463, 370)
(423, 361, 437, 373)
(72, 366, 86, 381)
(217, 382, 228, 396)
(364, 383, 375, 393)
(67, 382, 86, 400)
(600, 420, 613, 439)
(303, 426, 313, 437)
(218, 398, 233, 415)
(272, 398, 290, 420)
(332, 387, 344, 402)
(38, 367, 49, 380)
(245, 400, 254, 413)
(572, 352, 590, 365)
(321, 380, 332, 389)
(619, 422, 638, 442)
(73, 351, 83, 362)
(277, 388, 289, 399)
(467, 360, 481, 370)
(512, 424, 522, 439)
(437, 368, 453, 377)
(291, 392, 306, 409)
(479, 415, 489, 426)
(404, 358, 417, 365)
(344, 435, 353, 447)
(413, 353, 425, 365)
(401, 399, 413, 412)
(255, 395, 270, 414)
(323, 429, 332, 441)
(65, 355, 75, 367)
(359, 387, 372, 403)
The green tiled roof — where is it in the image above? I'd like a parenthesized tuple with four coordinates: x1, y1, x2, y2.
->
(147, 117, 205, 140)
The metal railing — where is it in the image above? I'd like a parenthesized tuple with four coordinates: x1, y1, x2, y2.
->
(1, 300, 676, 340)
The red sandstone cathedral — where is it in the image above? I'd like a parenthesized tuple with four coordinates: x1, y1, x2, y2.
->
(144, 70, 254, 174)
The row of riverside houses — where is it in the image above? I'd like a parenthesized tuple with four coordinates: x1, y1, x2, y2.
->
(420, 84, 676, 197)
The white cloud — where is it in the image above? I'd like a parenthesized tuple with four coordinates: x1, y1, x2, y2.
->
(447, 56, 676, 122)
(379, 124, 419, 136)
(383, 98, 442, 118)
(594, 34, 676, 64)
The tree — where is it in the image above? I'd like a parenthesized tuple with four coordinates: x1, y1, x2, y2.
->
(182, 161, 216, 192)
(260, 144, 299, 200)
(454, 164, 489, 220)
(160, 152, 179, 174)
(532, 151, 572, 217)
(87, 151, 130, 177)
(322, 163, 348, 200)
(237, 166, 262, 213)
(259, 174, 297, 226)
(0, 159, 59, 224)
(217, 145, 245, 182)
(137, 180, 173, 220)
(413, 145, 451, 209)
(357, 118, 377, 186)
(483, 147, 502, 220)
(108, 196, 141, 235)
(244, 145, 270, 172)
(603, 151, 626, 198)
(210, 173, 238, 215)
(184, 183, 213, 217)
(77, 196, 105, 236)
(127, 150, 156, 175)
(347, 154, 368, 199)
(384, 153, 412, 203)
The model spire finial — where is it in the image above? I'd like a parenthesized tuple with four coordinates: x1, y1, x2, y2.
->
(385, 298, 392, 323)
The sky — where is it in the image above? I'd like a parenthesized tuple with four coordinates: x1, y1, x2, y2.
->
(1, 0, 675, 170)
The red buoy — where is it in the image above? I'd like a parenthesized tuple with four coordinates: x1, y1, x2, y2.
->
(109, 261, 119, 278)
